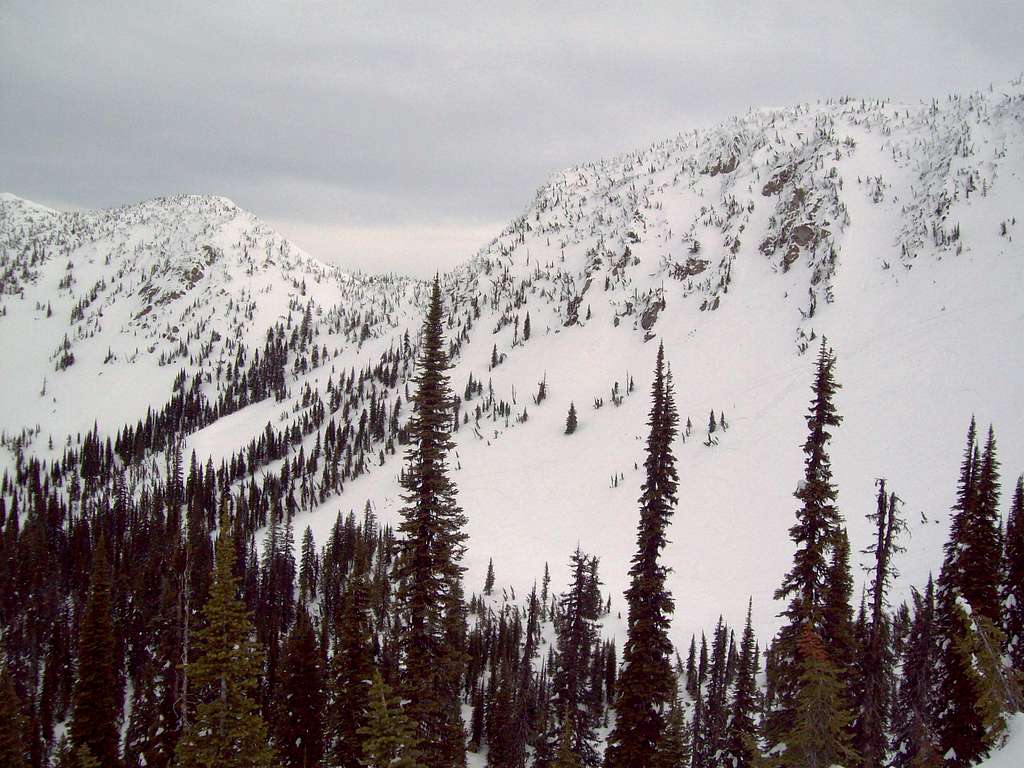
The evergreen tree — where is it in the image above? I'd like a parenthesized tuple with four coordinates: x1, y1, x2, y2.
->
(698, 617, 732, 766)
(124, 654, 163, 768)
(330, 548, 376, 768)
(685, 637, 698, 698)
(524, 312, 531, 341)
(780, 626, 856, 768)
(945, 418, 979, 593)
(551, 548, 601, 767)
(891, 579, 941, 768)
(968, 428, 1003, 624)
(485, 656, 517, 767)
(484, 558, 496, 596)
(273, 605, 324, 768)
(932, 421, 1001, 764)
(70, 536, 121, 768)
(652, 686, 691, 768)
(822, 526, 856, 680)
(0, 663, 28, 768)
(149, 566, 187, 768)
(298, 526, 319, 602)
(723, 600, 760, 768)
(767, 339, 844, 751)
(606, 343, 680, 768)
(551, 706, 583, 768)
(855, 481, 905, 768)
(507, 587, 540, 768)
(932, 578, 988, 765)
(565, 403, 578, 435)
(175, 523, 274, 768)
(1004, 475, 1024, 671)
(358, 671, 422, 768)
(395, 277, 468, 768)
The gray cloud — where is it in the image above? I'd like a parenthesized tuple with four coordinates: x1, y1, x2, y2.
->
(2, 1, 1021, 274)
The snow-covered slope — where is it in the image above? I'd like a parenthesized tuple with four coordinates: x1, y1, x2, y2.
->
(2, 79, 1023, 756)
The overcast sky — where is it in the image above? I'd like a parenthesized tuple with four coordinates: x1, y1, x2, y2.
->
(3, 1, 1022, 276)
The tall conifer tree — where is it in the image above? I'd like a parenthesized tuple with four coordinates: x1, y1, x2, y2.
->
(933, 421, 990, 765)
(1004, 475, 1024, 670)
(551, 548, 601, 767)
(329, 547, 375, 768)
(0, 663, 28, 768)
(70, 536, 121, 768)
(767, 339, 845, 752)
(723, 600, 760, 768)
(822, 525, 857, 690)
(358, 671, 422, 768)
(780, 626, 856, 768)
(395, 276, 468, 768)
(605, 343, 680, 768)
(933, 580, 988, 764)
(653, 684, 691, 768)
(890, 579, 941, 768)
(175, 522, 274, 768)
(273, 605, 324, 768)
(966, 428, 1003, 623)
(855, 482, 904, 768)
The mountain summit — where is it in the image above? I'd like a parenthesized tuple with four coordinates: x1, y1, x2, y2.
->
(1, 79, 1023, 765)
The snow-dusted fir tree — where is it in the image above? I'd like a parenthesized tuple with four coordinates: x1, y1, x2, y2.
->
(549, 548, 602, 767)
(766, 338, 854, 761)
(890, 577, 941, 768)
(932, 420, 1010, 763)
(1004, 475, 1024, 670)
(69, 537, 121, 768)
(605, 342, 679, 768)
(0, 662, 28, 767)
(565, 402, 578, 434)
(854, 481, 905, 768)
(395, 276, 468, 768)
(328, 547, 375, 767)
(722, 599, 760, 768)
(273, 605, 324, 767)
(175, 524, 274, 768)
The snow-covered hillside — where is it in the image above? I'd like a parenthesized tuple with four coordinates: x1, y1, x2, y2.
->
(2, 78, 1023, 761)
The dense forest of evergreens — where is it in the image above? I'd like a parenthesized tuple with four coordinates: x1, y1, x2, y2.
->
(0, 277, 1021, 768)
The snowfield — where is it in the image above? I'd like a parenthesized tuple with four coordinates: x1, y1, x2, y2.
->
(2, 78, 1023, 762)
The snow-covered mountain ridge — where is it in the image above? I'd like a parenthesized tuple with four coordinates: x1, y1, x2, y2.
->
(2, 79, 1023, 761)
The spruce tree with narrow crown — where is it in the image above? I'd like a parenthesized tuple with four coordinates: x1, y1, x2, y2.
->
(330, 545, 376, 768)
(0, 663, 28, 768)
(767, 338, 844, 751)
(855, 482, 905, 768)
(933, 576, 988, 764)
(550, 548, 601, 767)
(932, 422, 990, 765)
(273, 604, 324, 768)
(890, 578, 941, 768)
(723, 599, 760, 768)
(174, 521, 274, 768)
(565, 402, 578, 434)
(605, 342, 679, 768)
(358, 671, 422, 768)
(395, 276, 468, 768)
(70, 536, 121, 768)
(968, 427, 1003, 624)
(1004, 475, 1024, 670)
(780, 626, 857, 768)
(652, 684, 691, 768)
(484, 557, 495, 596)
